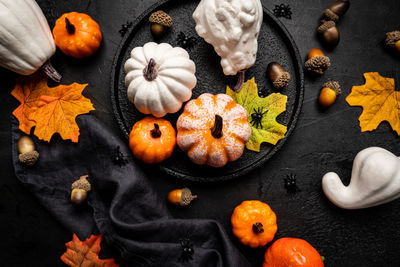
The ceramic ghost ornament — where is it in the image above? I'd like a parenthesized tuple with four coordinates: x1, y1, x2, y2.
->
(322, 147, 400, 209)
(193, 0, 263, 91)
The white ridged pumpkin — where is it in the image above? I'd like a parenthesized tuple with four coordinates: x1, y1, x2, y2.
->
(0, 0, 57, 77)
(124, 42, 197, 118)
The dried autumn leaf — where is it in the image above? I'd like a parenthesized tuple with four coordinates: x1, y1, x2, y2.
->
(61, 234, 119, 267)
(226, 78, 287, 152)
(11, 73, 94, 142)
(346, 72, 400, 135)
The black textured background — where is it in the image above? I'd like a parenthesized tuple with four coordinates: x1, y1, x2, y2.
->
(0, 0, 399, 266)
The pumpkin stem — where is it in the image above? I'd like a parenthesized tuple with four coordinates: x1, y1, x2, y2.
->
(42, 61, 62, 82)
(210, 115, 223, 138)
(151, 123, 162, 138)
(65, 17, 76, 34)
(234, 70, 245, 92)
(252, 222, 264, 234)
(143, 58, 158, 81)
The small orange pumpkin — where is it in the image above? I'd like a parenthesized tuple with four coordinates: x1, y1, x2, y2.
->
(176, 93, 251, 168)
(53, 12, 102, 58)
(263, 238, 324, 267)
(129, 116, 176, 164)
(231, 200, 277, 248)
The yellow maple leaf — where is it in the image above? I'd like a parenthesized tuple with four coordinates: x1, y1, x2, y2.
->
(346, 72, 400, 135)
(226, 78, 287, 152)
(11, 73, 95, 142)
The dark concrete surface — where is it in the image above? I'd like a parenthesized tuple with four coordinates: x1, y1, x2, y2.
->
(0, 0, 399, 266)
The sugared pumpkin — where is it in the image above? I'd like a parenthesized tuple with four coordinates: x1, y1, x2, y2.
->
(53, 12, 102, 58)
(176, 93, 251, 167)
(263, 238, 324, 267)
(129, 116, 176, 164)
(231, 200, 277, 248)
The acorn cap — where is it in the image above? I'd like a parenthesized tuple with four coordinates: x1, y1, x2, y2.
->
(305, 56, 331, 75)
(323, 81, 341, 95)
(385, 31, 400, 47)
(323, 9, 339, 22)
(149, 10, 172, 27)
(71, 175, 91, 191)
(19, 151, 39, 166)
(273, 71, 290, 89)
(180, 188, 197, 206)
(318, 20, 336, 33)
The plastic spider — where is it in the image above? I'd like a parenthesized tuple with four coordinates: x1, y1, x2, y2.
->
(112, 146, 128, 166)
(273, 4, 292, 19)
(176, 32, 197, 50)
(250, 107, 268, 129)
(119, 21, 133, 36)
(284, 173, 300, 194)
(179, 238, 194, 262)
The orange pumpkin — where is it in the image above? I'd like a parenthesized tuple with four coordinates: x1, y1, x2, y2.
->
(231, 200, 277, 248)
(129, 116, 176, 164)
(53, 12, 102, 58)
(263, 238, 324, 267)
(176, 93, 251, 168)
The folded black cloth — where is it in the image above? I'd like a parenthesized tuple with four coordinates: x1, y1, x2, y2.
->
(11, 115, 251, 267)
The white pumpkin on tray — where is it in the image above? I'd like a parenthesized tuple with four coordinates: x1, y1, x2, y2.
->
(124, 42, 197, 118)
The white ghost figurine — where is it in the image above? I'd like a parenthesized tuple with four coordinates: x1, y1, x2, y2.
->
(193, 0, 263, 90)
(322, 147, 400, 209)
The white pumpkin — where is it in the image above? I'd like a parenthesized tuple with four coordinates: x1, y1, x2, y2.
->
(193, 0, 263, 76)
(124, 42, 197, 118)
(322, 147, 400, 209)
(0, 0, 59, 80)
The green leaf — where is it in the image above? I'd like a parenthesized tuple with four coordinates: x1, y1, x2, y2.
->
(226, 78, 287, 152)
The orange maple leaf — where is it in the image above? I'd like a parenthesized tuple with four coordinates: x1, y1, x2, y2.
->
(346, 72, 400, 135)
(61, 234, 119, 267)
(11, 73, 94, 142)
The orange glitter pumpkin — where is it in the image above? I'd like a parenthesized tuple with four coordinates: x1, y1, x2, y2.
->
(53, 12, 102, 58)
(129, 116, 176, 164)
(263, 238, 324, 267)
(231, 200, 277, 248)
(176, 93, 251, 167)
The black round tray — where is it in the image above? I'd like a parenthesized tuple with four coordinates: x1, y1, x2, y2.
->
(111, 0, 304, 182)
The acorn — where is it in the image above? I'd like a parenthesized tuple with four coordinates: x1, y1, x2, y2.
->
(71, 175, 91, 206)
(385, 31, 400, 54)
(149, 10, 172, 38)
(319, 81, 341, 108)
(323, 0, 350, 22)
(167, 188, 197, 206)
(318, 21, 340, 47)
(304, 48, 331, 75)
(17, 136, 39, 166)
(266, 62, 290, 89)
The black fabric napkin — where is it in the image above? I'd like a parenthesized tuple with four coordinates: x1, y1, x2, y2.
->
(11, 115, 251, 267)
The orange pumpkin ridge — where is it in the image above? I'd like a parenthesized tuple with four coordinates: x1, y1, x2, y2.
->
(53, 12, 102, 58)
(129, 116, 176, 164)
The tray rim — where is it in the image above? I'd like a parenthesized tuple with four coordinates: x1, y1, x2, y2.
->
(110, 0, 304, 183)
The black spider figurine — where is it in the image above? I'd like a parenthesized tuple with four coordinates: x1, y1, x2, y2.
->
(284, 173, 300, 194)
(112, 146, 128, 166)
(250, 107, 268, 129)
(273, 4, 292, 19)
(179, 238, 194, 262)
(176, 32, 197, 50)
(119, 21, 133, 37)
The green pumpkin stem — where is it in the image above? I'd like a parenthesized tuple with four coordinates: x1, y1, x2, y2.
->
(65, 17, 76, 34)
(211, 115, 223, 138)
(252, 222, 264, 234)
(151, 123, 162, 138)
